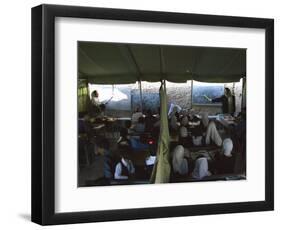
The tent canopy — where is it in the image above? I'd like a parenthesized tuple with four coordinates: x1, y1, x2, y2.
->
(78, 42, 246, 84)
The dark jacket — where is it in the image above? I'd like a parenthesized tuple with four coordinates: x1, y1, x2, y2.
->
(215, 154, 235, 174)
(212, 95, 235, 114)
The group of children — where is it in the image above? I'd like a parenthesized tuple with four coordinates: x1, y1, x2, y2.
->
(172, 138, 234, 180)
(90, 104, 244, 184)
(168, 106, 240, 180)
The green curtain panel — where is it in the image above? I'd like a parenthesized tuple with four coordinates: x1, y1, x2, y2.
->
(78, 80, 90, 113)
(150, 80, 171, 183)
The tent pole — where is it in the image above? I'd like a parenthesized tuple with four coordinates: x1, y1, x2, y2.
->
(190, 80, 193, 109)
(242, 77, 246, 110)
(163, 79, 166, 91)
(138, 80, 143, 113)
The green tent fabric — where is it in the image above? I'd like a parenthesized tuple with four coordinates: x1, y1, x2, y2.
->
(78, 80, 90, 113)
(78, 42, 246, 84)
(150, 81, 171, 183)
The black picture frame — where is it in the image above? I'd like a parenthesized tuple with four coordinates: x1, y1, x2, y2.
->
(31, 4, 274, 225)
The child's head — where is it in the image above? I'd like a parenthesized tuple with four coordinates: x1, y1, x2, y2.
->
(95, 137, 110, 155)
(119, 145, 131, 160)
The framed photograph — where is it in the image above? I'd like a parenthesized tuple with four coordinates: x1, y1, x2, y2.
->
(31, 4, 274, 225)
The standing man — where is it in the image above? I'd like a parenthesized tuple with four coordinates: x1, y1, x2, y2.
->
(91, 90, 100, 106)
(90, 90, 105, 116)
(204, 87, 235, 114)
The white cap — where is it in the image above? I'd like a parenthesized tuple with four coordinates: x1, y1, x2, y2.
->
(222, 138, 233, 157)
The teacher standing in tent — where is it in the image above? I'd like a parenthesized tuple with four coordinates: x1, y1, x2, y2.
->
(204, 87, 235, 114)
(90, 90, 106, 116)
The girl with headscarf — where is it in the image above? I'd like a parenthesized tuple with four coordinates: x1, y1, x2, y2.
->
(201, 112, 222, 147)
(179, 126, 192, 147)
(131, 107, 143, 125)
(179, 126, 188, 139)
(187, 109, 205, 146)
(201, 112, 209, 128)
(215, 138, 235, 174)
(170, 114, 179, 131)
(192, 157, 211, 180)
(172, 145, 189, 176)
(168, 103, 182, 118)
(181, 115, 189, 127)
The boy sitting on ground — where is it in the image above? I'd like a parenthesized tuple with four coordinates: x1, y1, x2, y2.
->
(114, 147, 135, 180)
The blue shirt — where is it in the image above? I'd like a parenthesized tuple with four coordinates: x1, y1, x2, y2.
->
(130, 138, 149, 151)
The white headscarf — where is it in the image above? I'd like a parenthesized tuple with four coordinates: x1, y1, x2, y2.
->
(170, 115, 178, 130)
(168, 103, 182, 117)
(172, 145, 188, 175)
(192, 157, 211, 179)
(201, 112, 209, 128)
(179, 126, 188, 138)
(192, 136, 202, 146)
(181, 116, 188, 126)
(222, 138, 233, 157)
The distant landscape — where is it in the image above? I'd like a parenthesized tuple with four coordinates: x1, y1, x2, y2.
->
(89, 83, 225, 113)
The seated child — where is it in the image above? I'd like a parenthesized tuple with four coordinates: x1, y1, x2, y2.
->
(134, 116, 146, 133)
(179, 126, 192, 147)
(90, 137, 113, 184)
(201, 112, 222, 146)
(192, 157, 212, 180)
(215, 138, 235, 174)
(130, 134, 149, 151)
(114, 150, 135, 180)
(117, 128, 130, 148)
(131, 107, 143, 125)
(172, 145, 189, 176)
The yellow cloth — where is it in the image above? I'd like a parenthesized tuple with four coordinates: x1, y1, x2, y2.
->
(150, 81, 171, 183)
